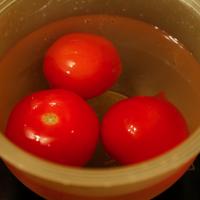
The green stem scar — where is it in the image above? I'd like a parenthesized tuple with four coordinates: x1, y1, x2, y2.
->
(41, 113, 59, 125)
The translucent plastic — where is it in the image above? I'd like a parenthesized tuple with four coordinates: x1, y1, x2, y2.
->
(0, 0, 200, 199)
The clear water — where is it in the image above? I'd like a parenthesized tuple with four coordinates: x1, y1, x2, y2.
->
(0, 15, 200, 167)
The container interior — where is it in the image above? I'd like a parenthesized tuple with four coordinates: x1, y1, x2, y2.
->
(0, 0, 200, 168)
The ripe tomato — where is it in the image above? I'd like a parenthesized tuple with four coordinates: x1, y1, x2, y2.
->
(5, 89, 99, 166)
(101, 95, 189, 165)
(43, 33, 122, 99)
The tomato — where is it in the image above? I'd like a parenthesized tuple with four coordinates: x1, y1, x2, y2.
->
(5, 89, 99, 166)
(101, 95, 189, 165)
(43, 33, 122, 99)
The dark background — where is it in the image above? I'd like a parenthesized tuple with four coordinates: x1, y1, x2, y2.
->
(0, 155, 200, 200)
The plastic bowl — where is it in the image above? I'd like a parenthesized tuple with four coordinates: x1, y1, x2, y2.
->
(1, 0, 200, 199)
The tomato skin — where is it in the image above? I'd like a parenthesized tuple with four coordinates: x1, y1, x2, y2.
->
(5, 89, 99, 166)
(43, 33, 122, 99)
(101, 95, 189, 165)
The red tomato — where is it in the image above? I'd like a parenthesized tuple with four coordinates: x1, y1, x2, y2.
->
(101, 95, 189, 165)
(43, 33, 122, 99)
(5, 89, 99, 166)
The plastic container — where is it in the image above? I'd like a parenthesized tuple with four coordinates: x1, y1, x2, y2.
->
(0, 0, 200, 199)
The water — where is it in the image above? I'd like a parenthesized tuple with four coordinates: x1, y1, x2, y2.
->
(0, 15, 200, 167)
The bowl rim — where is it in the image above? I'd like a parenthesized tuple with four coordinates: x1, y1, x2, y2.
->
(0, 127, 200, 188)
(0, 0, 200, 189)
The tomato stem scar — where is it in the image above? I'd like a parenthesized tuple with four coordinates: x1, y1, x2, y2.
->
(41, 113, 59, 125)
